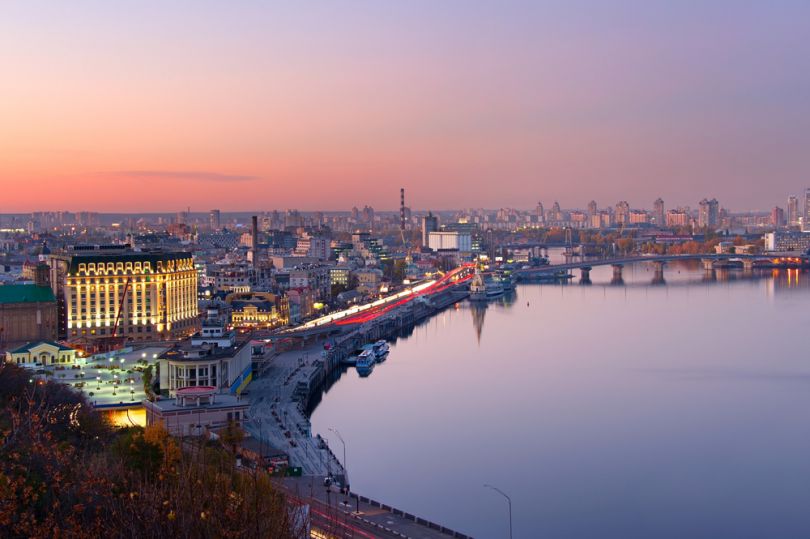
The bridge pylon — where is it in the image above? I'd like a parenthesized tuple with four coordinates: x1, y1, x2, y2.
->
(610, 264, 624, 286)
(579, 266, 592, 285)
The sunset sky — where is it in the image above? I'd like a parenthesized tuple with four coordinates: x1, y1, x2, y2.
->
(1, 1, 809, 212)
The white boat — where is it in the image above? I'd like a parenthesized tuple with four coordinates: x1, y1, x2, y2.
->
(484, 278, 505, 298)
(372, 340, 389, 361)
(494, 270, 516, 291)
(355, 350, 375, 376)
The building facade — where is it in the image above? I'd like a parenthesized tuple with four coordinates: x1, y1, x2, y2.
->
(59, 249, 199, 342)
(5, 340, 77, 366)
(803, 189, 810, 232)
(0, 284, 58, 350)
(698, 199, 719, 229)
(421, 212, 438, 246)
(787, 196, 799, 227)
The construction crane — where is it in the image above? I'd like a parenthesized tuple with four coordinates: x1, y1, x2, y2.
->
(111, 276, 132, 338)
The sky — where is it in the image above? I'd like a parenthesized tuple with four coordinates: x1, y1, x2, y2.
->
(1, 1, 809, 212)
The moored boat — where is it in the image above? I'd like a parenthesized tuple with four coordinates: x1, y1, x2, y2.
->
(355, 349, 375, 376)
(372, 340, 389, 361)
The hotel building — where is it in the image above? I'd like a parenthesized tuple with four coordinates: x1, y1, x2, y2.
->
(57, 247, 199, 342)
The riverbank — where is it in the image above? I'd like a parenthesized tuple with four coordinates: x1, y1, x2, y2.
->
(244, 285, 472, 537)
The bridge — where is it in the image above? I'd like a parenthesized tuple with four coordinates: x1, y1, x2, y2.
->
(515, 253, 809, 284)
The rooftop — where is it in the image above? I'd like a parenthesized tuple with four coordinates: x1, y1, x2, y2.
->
(8, 340, 75, 354)
(144, 392, 249, 413)
(0, 284, 56, 304)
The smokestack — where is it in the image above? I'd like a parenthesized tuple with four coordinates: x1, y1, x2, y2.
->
(400, 188, 405, 232)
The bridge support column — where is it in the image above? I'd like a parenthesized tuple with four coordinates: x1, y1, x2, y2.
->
(579, 266, 592, 285)
(611, 264, 624, 285)
(652, 261, 665, 285)
(742, 259, 755, 272)
(701, 258, 715, 271)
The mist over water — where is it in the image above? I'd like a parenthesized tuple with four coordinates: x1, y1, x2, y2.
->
(311, 260, 810, 538)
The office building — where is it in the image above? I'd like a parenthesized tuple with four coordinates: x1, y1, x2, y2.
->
(427, 231, 472, 252)
(787, 196, 799, 227)
(422, 212, 439, 246)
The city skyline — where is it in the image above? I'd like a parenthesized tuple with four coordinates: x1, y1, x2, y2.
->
(3, 2, 810, 212)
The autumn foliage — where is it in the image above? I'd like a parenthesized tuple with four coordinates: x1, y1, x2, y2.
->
(0, 363, 302, 538)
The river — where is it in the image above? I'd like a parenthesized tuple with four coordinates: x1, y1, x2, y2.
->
(310, 259, 810, 538)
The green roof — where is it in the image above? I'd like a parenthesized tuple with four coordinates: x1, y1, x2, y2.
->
(0, 284, 56, 304)
(9, 340, 74, 354)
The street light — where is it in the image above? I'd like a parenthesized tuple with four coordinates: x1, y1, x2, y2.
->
(328, 427, 352, 509)
(484, 484, 512, 539)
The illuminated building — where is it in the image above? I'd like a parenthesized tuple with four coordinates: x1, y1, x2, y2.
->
(226, 292, 288, 329)
(157, 312, 253, 399)
(5, 340, 77, 366)
(58, 248, 199, 342)
(764, 231, 810, 252)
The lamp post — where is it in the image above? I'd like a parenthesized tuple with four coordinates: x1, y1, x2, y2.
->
(329, 427, 351, 508)
(484, 484, 512, 539)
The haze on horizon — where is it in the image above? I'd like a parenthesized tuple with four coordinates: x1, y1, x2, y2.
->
(1, 1, 809, 213)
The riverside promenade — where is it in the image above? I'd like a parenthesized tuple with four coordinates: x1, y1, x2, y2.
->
(245, 285, 473, 538)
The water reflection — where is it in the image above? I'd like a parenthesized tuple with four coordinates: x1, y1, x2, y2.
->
(469, 302, 486, 343)
(310, 262, 810, 538)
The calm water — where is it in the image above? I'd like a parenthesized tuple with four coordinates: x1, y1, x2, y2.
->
(311, 261, 810, 538)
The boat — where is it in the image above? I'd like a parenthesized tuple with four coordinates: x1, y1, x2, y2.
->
(341, 354, 358, 366)
(355, 349, 376, 376)
(484, 277, 504, 298)
(470, 268, 506, 301)
(493, 270, 516, 291)
(372, 340, 389, 361)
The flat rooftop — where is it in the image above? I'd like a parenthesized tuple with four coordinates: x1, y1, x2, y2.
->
(145, 392, 249, 413)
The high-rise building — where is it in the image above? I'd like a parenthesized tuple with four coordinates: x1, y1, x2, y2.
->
(535, 202, 545, 224)
(209, 209, 221, 231)
(698, 198, 719, 229)
(615, 201, 630, 225)
(803, 189, 810, 232)
(421, 212, 438, 246)
(587, 200, 598, 216)
(787, 196, 799, 227)
(666, 209, 690, 227)
(653, 198, 665, 227)
(56, 247, 199, 342)
(771, 206, 785, 227)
